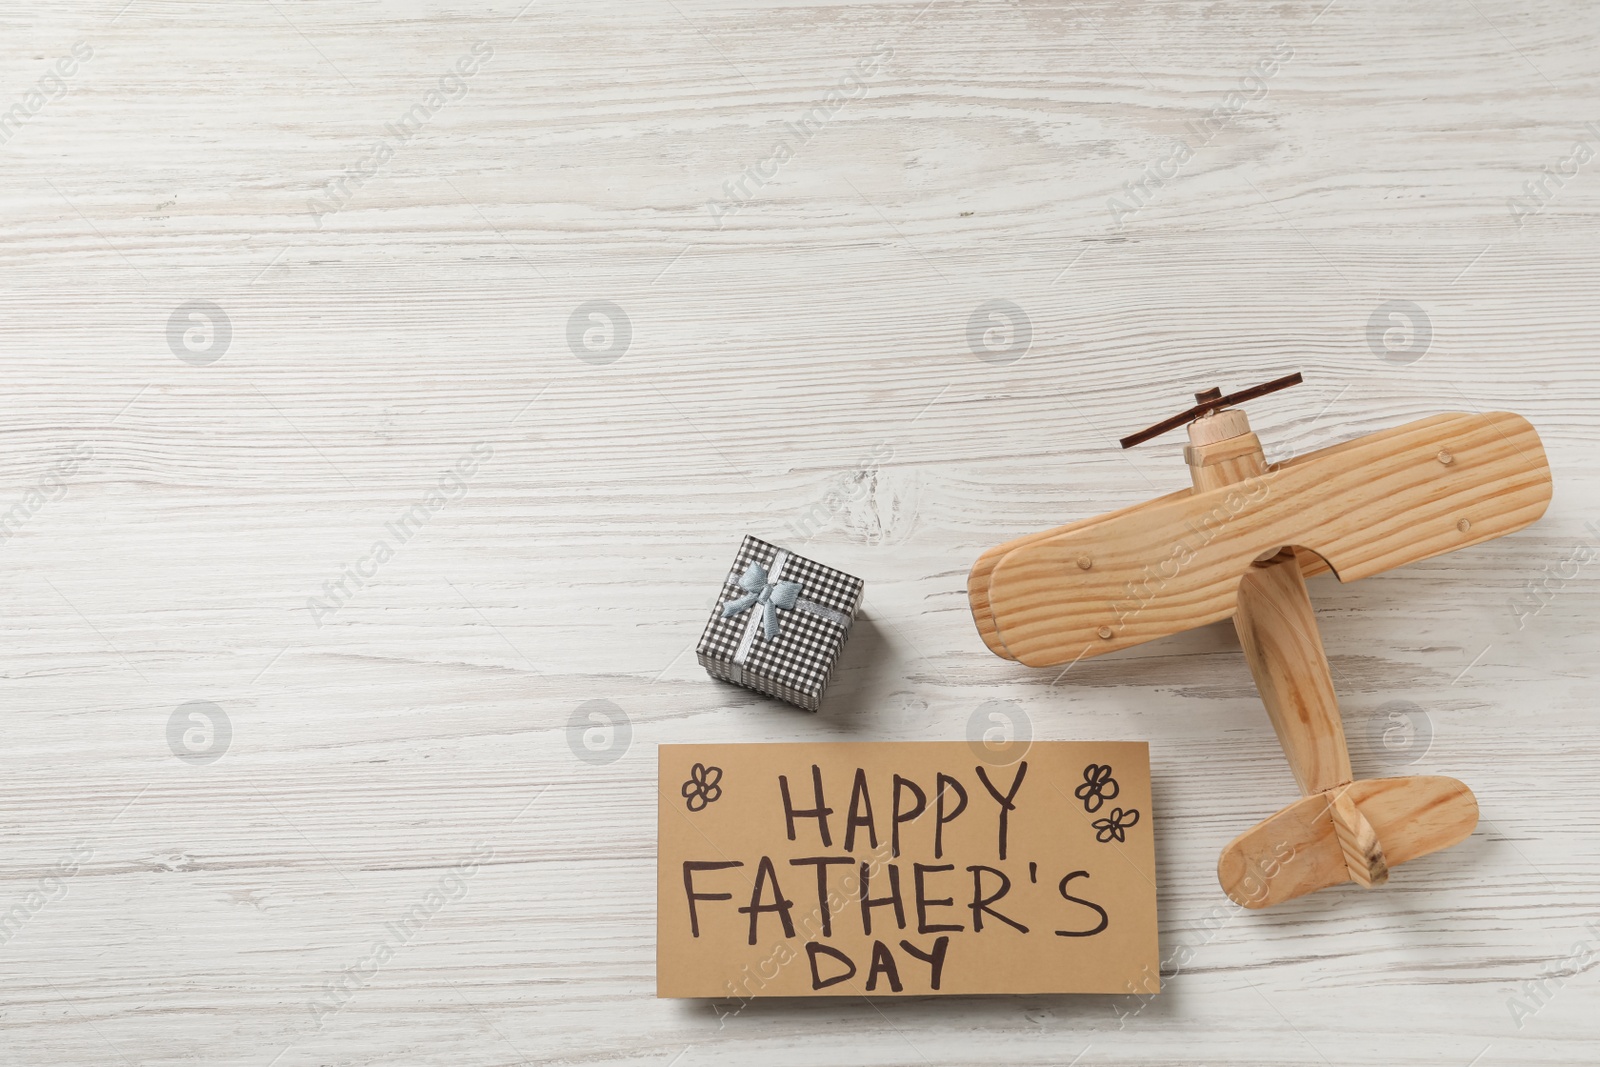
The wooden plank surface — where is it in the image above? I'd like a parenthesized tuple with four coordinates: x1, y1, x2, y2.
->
(2, 1, 1598, 1065)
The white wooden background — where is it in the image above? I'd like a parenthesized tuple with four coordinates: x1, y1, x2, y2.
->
(3, 1, 1597, 1064)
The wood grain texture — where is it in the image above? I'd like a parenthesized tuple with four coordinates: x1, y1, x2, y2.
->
(981, 411, 1552, 666)
(1186, 417, 1354, 800)
(1219, 776, 1479, 908)
(1231, 552, 1354, 795)
(1328, 785, 1391, 888)
(3, 0, 1600, 1065)
(1189, 418, 1406, 901)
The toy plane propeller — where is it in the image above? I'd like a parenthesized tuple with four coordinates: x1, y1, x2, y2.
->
(968, 373, 1553, 908)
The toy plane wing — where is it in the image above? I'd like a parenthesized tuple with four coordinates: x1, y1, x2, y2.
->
(975, 411, 1551, 668)
(968, 486, 1194, 660)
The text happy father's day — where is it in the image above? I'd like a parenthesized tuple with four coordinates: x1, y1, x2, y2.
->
(679, 762, 1118, 993)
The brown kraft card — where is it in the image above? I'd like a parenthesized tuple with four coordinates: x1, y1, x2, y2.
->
(657, 741, 1158, 997)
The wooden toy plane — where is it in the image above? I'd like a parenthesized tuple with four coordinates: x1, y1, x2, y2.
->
(967, 374, 1553, 908)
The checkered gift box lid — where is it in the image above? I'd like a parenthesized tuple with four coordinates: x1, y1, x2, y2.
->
(697, 536, 863, 711)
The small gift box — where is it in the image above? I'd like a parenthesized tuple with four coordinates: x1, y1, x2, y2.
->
(698, 536, 863, 711)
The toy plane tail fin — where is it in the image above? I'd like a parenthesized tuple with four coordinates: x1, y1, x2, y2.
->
(1218, 776, 1477, 909)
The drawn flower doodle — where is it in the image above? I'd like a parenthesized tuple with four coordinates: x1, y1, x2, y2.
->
(1092, 807, 1140, 844)
(681, 763, 723, 812)
(1075, 763, 1120, 813)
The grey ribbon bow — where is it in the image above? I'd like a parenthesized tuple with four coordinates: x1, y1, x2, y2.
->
(721, 562, 802, 639)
